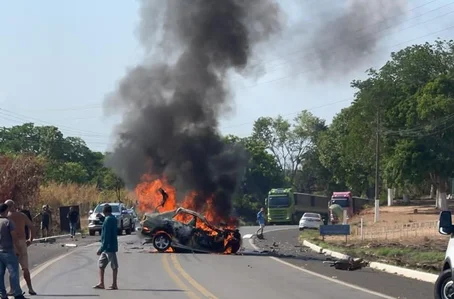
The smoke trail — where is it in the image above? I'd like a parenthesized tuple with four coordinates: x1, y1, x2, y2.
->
(104, 0, 283, 219)
(301, 0, 409, 80)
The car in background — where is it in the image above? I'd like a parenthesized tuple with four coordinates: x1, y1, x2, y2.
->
(88, 202, 134, 236)
(139, 207, 242, 254)
(299, 212, 323, 231)
(127, 208, 139, 231)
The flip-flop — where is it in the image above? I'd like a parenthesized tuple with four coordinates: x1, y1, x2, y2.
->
(92, 285, 105, 289)
(107, 286, 118, 290)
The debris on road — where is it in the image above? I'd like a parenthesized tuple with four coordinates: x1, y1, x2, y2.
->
(327, 257, 368, 271)
(62, 243, 77, 248)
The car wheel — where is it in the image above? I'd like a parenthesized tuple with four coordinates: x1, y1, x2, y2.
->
(299, 227, 304, 231)
(435, 269, 454, 299)
(226, 240, 241, 254)
(152, 232, 171, 252)
(89, 230, 95, 236)
(125, 227, 132, 235)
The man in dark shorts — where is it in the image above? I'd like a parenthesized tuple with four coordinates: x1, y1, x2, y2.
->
(19, 205, 32, 241)
(93, 204, 118, 290)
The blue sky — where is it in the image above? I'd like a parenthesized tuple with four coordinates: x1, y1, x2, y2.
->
(1, 0, 453, 152)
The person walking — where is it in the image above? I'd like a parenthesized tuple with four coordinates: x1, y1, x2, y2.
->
(0, 203, 27, 299)
(67, 207, 79, 239)
(5, 200, 36, 296)
(93, 204, 118, 290)
(256, 207, 266, 238)
(33, 205, 51, 238)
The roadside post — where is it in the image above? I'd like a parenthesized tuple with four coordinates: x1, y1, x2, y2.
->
(342, 210, 348, 224)
(320, 224, 351, 243)
(360, 217, 364, 241)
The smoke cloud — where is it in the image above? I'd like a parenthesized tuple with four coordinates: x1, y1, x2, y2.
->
(299, 0, 409, 80)
(104, 0, 283, 219)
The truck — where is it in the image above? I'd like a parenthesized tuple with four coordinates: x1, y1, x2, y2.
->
(328, 191, 354, 224)
(265, 188, 331, 225)
(265, 188, 372, 225)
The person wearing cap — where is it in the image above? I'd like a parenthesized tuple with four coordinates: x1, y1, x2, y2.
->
(0, 203, 26, 299)
(5, 200, 36, 296)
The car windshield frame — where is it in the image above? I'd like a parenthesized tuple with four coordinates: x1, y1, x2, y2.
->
(94, 204, 120, 213)
(331, 198, 350, 208)
(302, 213, 321, 219)
(268, 196, 290, 208)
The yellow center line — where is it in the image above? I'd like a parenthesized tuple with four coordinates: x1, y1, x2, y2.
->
(162, 253, 201, 299)
(170, 253, 219, 299)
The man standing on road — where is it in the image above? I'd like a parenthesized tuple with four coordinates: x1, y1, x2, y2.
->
(33, 205, 51, 238)
(93, 204, 118, 290)
(18, 205, 32, 241)
(256, 207, 265, 238)
(67, 207, 79, 239)
(0, 203, 27, 299)
(5, 200, 36, 296)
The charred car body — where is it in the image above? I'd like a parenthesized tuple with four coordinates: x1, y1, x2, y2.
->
(138, 207, 242, 254)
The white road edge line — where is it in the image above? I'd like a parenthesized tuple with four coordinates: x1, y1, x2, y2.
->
(268, 257, 395, 299)
(248, 236, 395, 299)
(19, 242, 98, 289)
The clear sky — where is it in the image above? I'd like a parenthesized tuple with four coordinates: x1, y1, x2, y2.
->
(1, 0, 453, 152)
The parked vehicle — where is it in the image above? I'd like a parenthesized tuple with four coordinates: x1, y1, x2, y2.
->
(127, 208, 139, 231)
(434, 210, 454, 299)
(264, 188, 371, 225)
(88, 202, 134, 236)
(299, 213, 323, 231)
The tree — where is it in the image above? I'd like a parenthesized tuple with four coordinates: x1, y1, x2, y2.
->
(224, 135, 283, 222)
(252, 110, 325, 188)
(0, 155, 44, 206)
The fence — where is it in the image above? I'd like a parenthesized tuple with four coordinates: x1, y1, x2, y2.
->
(349, 220, 439, 241)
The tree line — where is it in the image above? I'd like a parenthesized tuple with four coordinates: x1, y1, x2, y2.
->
(1, 39, 453, 221)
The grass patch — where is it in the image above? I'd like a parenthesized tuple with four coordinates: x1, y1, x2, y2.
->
(299, 230, 445, 273)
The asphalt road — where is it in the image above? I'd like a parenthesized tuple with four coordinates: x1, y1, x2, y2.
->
(249, 225, 436, 299)
(22, 228, 403, 299)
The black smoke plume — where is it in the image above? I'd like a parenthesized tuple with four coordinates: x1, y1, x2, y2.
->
(104, 0, 283, 219)
(294, 0, 408, 80)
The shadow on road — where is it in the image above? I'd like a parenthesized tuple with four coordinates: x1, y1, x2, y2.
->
(33, 295, 99, 297)
(114, 289, 185, 292)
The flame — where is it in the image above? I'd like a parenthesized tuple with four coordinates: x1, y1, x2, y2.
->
(135, 174, 239, 253)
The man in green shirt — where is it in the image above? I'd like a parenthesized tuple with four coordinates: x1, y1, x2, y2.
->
(93, 204, 118, 290)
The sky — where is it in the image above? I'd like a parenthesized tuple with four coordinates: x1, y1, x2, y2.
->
(0, 0, 453, 152)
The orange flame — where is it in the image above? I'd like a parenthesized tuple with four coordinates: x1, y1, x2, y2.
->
(135, 174, 239, 252)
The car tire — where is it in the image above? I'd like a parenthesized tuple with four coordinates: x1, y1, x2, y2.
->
(434, 269, 454, 299)
(152, 232, 171, 252)
(299, 227, 304, 231)
(89, 230, 95, 236)
(226, 240, 241, 254)
(125, 227, 132, 235)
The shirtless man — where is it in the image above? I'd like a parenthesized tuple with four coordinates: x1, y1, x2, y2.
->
(5, 200, 36, 296)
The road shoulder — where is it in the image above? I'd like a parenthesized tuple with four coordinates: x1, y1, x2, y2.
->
(250, 228, 434, 299)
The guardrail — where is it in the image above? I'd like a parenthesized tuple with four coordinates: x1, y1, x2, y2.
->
(349, 220, 439, 240)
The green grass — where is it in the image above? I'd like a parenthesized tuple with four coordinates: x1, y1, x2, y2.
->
(299, 230, 444, 273)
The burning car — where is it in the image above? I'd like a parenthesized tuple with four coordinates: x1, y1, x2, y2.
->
(138, 207, 242, 254)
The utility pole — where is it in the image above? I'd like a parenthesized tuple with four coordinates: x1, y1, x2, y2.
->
(374, 110, 380, 223)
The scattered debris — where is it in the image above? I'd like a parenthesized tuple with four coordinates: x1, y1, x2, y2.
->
(62, 243, 77, 248)
(328, 258, 368, 271)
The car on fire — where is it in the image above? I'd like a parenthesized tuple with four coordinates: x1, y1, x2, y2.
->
(138, 207, 242, 254)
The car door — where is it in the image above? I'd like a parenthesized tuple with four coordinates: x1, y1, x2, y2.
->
(121, 205, 129, 226)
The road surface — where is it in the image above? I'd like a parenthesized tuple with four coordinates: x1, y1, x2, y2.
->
(249, 225, 435, 299)
(20, 227, 409, 299)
